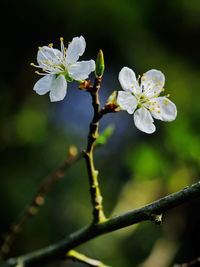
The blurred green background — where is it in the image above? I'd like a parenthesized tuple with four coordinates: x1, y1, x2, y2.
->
(1, 0, 200, 266)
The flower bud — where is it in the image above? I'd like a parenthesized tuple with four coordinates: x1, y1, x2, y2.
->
(95, 50, 105, 77)
(106, 91, 118, 106)
(104, 91, 121, 112)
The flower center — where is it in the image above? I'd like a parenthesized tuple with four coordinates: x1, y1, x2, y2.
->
(135, 93, 150, 108)
(30, 37, 68, 76)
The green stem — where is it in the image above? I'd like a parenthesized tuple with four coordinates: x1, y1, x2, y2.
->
(2, 181, 200, 267)
(66, 250, 111, 267)
(85, 76, 106, 223)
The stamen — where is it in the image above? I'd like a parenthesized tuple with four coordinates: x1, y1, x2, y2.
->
(32, 63, 44, 68)
(157, 111, 161, 113)
(60, 37, 65, 58)
(37, 73, 48, 76)
(157, 105, 160, 108)
(32, 37, 68, 76)
(166, 94, 170, 97)
(162, 88, 165, 92)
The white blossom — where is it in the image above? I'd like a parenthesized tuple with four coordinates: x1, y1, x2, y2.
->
(117, 67, 177, 134)
(31, 36, 95, 102)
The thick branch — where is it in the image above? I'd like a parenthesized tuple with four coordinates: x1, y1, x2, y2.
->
(2, 181, 200, 267)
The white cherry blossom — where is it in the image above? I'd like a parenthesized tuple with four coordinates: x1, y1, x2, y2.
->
(31, 36, 95, 102)
(117, 67, 177, 134)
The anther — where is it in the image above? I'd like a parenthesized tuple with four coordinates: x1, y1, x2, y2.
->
(157, 105, 160, 108)
(166, 94, 170, 97)
(38, 46, 42, 50)
(35, 71, 40, 74)
(162, 88, 165, 92)
(48, 43, 53, 47)
(30, 63, 34, 66)
(60, 37, 64, 41)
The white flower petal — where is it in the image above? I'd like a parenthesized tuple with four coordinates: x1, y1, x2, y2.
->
(134, 107, 156, 134)
(119, 67, 141, 94)
(68, 60, 95, 80)
(37, 46, 62, 66)
(66, 36, 86, 64)
(33, 75, 54, 95)
(142, 69, 165, 97)
(49, 74, 67, 102)
(117, 91, 137, 114)
(149, 97, 177, 121)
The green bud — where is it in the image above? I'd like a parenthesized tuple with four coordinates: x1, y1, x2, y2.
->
(106, 91, 118, 105)
(95, 50, 105, 77)
(94, 125, 115, 147)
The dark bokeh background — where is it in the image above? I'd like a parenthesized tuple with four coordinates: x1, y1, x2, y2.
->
(1, 0, 200, 266)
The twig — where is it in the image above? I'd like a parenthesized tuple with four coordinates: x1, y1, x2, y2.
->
(84, 76, 106, 223)
(66, 250, 111, 266)
(0, 146, 82, 260)
(174, 257, 200, 266)
(2, 181, 200, 267)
